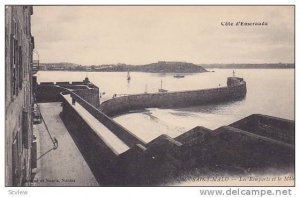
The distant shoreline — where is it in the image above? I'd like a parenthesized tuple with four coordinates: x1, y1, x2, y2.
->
(37, 62, 294, 72)
(37, 68, 295, 72)
(200, 64, 294, 69)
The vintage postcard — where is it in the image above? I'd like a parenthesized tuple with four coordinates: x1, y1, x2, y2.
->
(5, 5, 294, 188)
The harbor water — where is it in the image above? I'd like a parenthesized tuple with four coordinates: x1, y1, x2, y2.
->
(37, 69, 294, 143)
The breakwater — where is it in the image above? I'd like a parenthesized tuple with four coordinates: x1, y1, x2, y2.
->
(100, 77, 247, 116)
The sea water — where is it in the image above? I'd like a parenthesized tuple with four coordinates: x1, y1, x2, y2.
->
(37, 69, 294, 143)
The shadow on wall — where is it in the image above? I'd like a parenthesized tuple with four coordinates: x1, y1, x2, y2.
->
(59, 110, 117, 185)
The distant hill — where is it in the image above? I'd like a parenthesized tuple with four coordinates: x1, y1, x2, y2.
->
(132, 61, 207, 73)
(39, 61, 208, 73)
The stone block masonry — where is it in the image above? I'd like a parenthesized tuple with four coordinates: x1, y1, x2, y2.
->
(35, 77, 100, 108)
(100, 77, 247, 116)
(5, 6, 35, 186)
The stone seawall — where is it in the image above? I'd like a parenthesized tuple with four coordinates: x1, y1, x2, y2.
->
(100, 77, 247, 116)
(35, 78, 100, 108)
(61, 92, 295, 186)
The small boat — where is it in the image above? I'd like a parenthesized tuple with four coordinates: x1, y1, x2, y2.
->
(127, 71, 131, 81)
(173, 74, 185, 78)
(158, 89, 168, 93)
(158, 80, 168, 93)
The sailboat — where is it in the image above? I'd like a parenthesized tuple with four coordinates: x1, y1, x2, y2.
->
(127, 71, 131, 81)
(158, 80, 168, 93)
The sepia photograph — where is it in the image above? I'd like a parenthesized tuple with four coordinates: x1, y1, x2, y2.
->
(5, 5, 295, 187)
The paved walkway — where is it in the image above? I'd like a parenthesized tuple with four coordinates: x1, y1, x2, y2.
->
(33, 102, 99, 186)
(63, 94, 129, 155)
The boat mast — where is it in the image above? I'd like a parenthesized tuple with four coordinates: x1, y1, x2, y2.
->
(127, 70, 131, 80)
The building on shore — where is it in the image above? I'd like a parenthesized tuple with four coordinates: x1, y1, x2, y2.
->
(5, 5, 35, 186)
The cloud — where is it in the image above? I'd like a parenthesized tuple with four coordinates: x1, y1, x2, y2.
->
(31, 6, 294, 65)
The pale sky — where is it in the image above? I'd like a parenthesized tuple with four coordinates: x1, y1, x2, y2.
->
(31, 6, 294, 65)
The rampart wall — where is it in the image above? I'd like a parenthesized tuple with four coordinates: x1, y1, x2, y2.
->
(61, 92, 146, 148)
(60, 90, 294, 185)
(35, 79, 100, 108)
